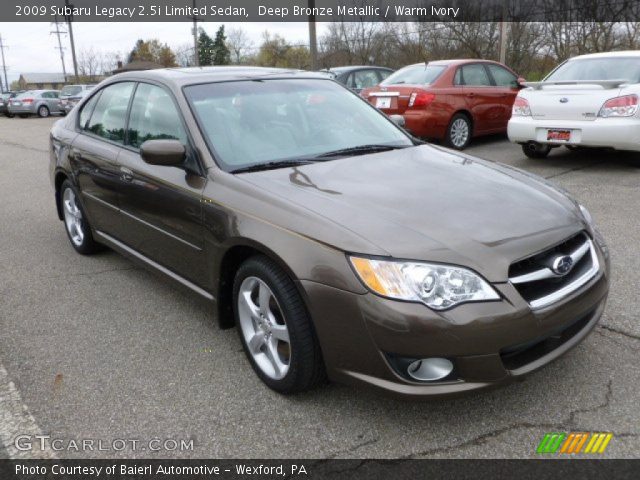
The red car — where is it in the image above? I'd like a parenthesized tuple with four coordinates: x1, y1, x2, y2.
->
(361, 60, 524, 149)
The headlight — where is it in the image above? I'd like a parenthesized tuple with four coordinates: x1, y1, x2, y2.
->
(579, 204, 594, 225)
(349, 257, 499, 310)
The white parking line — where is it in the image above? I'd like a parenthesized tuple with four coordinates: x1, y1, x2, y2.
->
(0, 362, 56, 459)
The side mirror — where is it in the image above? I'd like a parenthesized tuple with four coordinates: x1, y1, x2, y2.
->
(389, 114, 406, 128)
(140, 139, 186, 167)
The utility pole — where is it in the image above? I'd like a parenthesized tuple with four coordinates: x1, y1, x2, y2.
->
(192, 0, 199, 66)
(51, 15, 68, 81)
(498, 0, 508, 64)
(308, 0, 318, 70)
(65, 0, 78, 80)
(0, 34, 8, 92)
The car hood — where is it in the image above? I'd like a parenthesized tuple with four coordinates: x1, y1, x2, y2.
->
(239, 145, 585, 282)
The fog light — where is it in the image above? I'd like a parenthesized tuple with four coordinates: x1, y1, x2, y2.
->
(406, 358, 453, 381)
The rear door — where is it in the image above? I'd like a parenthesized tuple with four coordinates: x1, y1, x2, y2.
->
(459, 63, 505, 132)
(485, 64, 520, 129)
(46, 91, 61, 112)
(71, 82, 135, 238)
(117, 82, 207, 285)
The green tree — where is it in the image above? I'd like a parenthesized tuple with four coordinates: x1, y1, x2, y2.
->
(198, 28, 215, 66)
(212, 25, 231, 65)
(127, 39, 177, 67)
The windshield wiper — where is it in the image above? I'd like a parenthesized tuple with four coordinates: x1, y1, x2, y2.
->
(313, 144, 410, 159)
(231, 159, 315, 174)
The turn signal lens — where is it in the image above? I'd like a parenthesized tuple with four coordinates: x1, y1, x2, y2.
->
(512, 97, 531, 116)
(598, 94, 638, 117)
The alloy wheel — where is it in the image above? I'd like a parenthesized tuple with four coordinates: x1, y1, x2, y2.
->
(237, 276, 291, 380)
(450, 118, 469, 148)
(62, 188, 85, 246)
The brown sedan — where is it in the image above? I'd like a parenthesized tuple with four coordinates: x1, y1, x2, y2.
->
(49, 67, 610, 398)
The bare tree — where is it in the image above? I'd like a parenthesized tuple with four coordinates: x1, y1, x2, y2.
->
(226, 27, 253, 64)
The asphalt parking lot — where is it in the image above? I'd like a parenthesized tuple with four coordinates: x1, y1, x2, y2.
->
(0, 116, 639, 459)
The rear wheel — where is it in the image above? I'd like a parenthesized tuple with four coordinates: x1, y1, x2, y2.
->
(37, 105, 50, 118)
(522, 142, 552, 159)
(446, 113, 472, 150)
(60, 180, 101, 255)
(233, 256, 325, 394)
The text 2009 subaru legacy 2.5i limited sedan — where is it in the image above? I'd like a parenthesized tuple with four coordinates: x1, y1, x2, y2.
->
(49, 67, 610, 398)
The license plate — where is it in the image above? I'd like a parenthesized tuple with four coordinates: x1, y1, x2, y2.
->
(12, 102, 21, 106)
(375, 97, 392, 109)
(547, 129, 571, 141)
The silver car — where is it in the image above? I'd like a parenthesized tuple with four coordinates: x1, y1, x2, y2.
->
(8, 90, 62, 118)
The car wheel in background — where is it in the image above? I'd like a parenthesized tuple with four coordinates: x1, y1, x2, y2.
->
(37, 105, 50, 118)
(446, 113, 472, 150)
(233, 255, 326, 394)
(60, 180, 101, 255)
(522, 142, 552, 159)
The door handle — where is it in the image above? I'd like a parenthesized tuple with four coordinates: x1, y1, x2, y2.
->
(466, 92, 476, 97)
(120, 167, 133, 182)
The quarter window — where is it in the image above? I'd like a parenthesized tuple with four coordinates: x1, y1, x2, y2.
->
(486, 64, 517, 87)
(79, 92, 101, 130)
(86, 82, 135, 143)
(126, 83, 187, 149)
(459, 64, 492, 86)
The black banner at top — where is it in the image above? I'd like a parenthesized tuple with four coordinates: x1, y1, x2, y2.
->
(4, 0, 640, 22)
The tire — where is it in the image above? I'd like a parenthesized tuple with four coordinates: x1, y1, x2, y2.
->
(445, 113, 472, 150)
(522, 142, 552, 159)
(5, 113, 15, 118)
(37, 105, 50, 118)
(59, 180, 101, 255)
(233, 255, 326, 394)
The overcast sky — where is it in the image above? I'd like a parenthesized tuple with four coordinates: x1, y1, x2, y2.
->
(0, 22, 317, 85)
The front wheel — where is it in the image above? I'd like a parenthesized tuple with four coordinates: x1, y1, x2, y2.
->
(445, 113, 472, 150)
(60, 180, 101, 255)
(522, 142, 552, 159)
(233, 256, 325, 394)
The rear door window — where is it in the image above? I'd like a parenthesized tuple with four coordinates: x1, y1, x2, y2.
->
(459, 64, 493, 86)
(85, 82, 135, 144)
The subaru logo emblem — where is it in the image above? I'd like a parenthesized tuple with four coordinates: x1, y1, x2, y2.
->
(560, 97, 569, 103)
(552, 255, 574, 275)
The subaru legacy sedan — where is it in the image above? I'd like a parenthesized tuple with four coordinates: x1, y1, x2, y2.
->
(50, 67, 609, 397)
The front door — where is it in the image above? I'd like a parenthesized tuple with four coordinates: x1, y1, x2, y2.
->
(117, 82, 207, 286)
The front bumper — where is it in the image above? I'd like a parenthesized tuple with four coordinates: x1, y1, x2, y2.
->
(301, 245, 610, 398)
(508, 116, 640, 151)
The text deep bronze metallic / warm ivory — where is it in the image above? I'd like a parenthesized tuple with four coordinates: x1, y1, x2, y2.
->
(49, 67, 609, 398)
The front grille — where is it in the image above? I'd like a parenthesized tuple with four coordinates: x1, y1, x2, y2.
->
(508, 232, 600, 309)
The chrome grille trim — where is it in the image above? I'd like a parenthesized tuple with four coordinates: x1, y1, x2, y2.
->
(510, 237, 591, 285)
(509, 233, 601, 310)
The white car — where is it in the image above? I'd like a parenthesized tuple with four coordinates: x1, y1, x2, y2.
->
(508, 51, 640, 158)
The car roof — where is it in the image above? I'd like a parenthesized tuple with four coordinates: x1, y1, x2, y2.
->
(329, 65, 393, 72)
(110, 66, 332, 87)
(404, 59, 507, 67)
(569, 50, 640, 60)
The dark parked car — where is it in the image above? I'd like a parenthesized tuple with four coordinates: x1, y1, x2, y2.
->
(50, 67, 609, 397)
(322, 66, 394, 93)
(361, 60, 524, 149)
(0, 92, 18, 117)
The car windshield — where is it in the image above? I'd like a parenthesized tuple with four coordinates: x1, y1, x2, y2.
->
(546, 57, 640, 83)
(381, 64, 445, 85)
(184, 79, 412, 171)
(61, 86, 83, 96)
